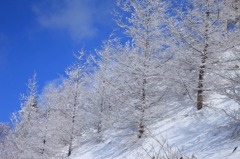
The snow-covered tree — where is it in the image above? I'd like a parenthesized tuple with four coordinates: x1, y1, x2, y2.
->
(0, 122, 11, 159)
(0, 122, 10, 143)
(87, 43, 118, 136)
(37, 83, 63, 158)
(47, 52, 93, 157)
(218, 48, 240, 105)
(169, 0, 240, 110)
(9, 72, 46, 159)
(97, 0, 172, 138)
(20, 72, 39, 122)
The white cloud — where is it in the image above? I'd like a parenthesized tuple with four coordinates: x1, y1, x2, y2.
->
(33, 0, 114, 40)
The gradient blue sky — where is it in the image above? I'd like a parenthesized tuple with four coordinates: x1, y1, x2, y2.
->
(0, 0, 116, 122)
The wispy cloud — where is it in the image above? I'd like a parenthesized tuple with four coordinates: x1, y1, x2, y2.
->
(33, 0, 114, 41)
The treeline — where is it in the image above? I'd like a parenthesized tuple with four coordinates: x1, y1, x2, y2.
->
(0, 0, 240, 158)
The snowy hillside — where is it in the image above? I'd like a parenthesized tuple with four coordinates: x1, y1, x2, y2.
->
(72, 94, 240, 159)
(1, 0, 240, 159)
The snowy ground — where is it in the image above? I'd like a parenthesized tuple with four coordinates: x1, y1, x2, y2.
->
(71, 94, 240, 159)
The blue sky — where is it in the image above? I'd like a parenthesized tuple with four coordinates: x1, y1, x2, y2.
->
(0, 0, 116, 122)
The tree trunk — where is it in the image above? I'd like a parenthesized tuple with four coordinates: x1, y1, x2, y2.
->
(197, 0, 210, 110)
(97, 120, 102, 133)
(68, 80, 79, 157)
(197, 62, 206, 110)
(41, 139, 46, 155)
(138, 8, 150, 138)
(138, 78, 146, 138)
(97, 93, 104, 134)
(68, 141, 73, 157)
(68, 104, 77, 157)
(41, 108, 50, 155)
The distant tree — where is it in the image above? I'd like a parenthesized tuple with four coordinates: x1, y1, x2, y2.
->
(20, 72, 39, 121)
(32, 52, 96, 158)
(10, 72, 45, 159)
(49, 52, 92, 157)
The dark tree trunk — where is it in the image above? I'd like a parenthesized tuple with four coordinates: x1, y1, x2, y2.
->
(138, 8, 151, 138)
(68, 142, 73, 157)
(41, 108, 50, 155)
(68, 104, 77, 157)
(138, 78, 147, 138)
(68, 74, 79, 157)
(41, 139, 46, 155)
(197, 60, 206, 110)
(97, 94, 104, 134)
(97, 120, 102, 133)
(196, 0, 209, 110)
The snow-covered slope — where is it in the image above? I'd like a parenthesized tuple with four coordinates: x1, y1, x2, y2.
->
(71, 94, 240, 159)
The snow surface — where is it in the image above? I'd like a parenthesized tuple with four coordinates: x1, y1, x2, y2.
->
(71, 94, 240, 159)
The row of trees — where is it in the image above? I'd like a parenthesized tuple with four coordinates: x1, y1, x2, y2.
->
(0, 0, 240, 158)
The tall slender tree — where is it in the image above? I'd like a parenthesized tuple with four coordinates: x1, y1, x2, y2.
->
(10, 72, 45, 158)
(62, 52, 91, 157)
(169, 0, 240, 110)
(114, 0, 170, 138)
